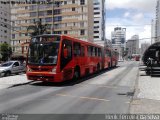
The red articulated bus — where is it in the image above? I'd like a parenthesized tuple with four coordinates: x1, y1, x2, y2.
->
(26, 34, 118, 82)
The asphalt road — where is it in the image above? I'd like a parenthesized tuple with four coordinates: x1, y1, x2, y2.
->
(0, 61, 139, 120)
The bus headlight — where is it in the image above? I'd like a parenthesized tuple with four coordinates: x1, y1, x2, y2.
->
(52, 67, 56, 73)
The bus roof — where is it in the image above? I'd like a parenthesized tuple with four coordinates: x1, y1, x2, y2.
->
(32, 34, 103, 48)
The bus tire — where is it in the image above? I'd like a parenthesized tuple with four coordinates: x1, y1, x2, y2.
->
(73, 68, 80, 80)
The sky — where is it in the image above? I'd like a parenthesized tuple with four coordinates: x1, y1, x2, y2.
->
(105, 0, 157, 45)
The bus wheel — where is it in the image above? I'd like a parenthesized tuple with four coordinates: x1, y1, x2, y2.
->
(73, 69, 80, 80)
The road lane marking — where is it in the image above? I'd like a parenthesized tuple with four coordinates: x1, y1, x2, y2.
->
(56, 93, 110, 102)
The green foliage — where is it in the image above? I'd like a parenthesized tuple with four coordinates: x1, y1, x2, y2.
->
(27, 19, 49, 36)
(0, 42, 12, 61)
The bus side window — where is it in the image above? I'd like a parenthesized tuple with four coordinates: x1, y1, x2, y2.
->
(98, 48, 102, 57)
(92, 47, 96, 57)
(81, 46, 85, 56)
(73, 42, 81, 57)
(88, 46, 91, 56)
(95, 47, 97, 56)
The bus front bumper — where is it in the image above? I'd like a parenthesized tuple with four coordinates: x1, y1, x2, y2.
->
(26, 72, 63, 82)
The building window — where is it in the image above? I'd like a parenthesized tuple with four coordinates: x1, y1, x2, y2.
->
(30, 12, 36, 17)
(72, 8, 75, 11)
(94, 12, 100, 15)
(64, 31, 68, 34)
(25, 6, 28, 9)
(64, 1, 67, 4)
(4, 25, 7, 28)
(54, 24, 60, 29)
(47, 10, 52, 15)
(94, 21, 99, 23)
(94, 7, 100, 10)
(54, 9, 61, 15)
(38, 11, 45, 16)
(80, 30, 85, 35)
(80, 0, 85, 5)
(94, 31, 99, 33)
(30, 5, 36, 10)
(12, 34, 15, 39)
(54, 16, 62, 22)
(80, 22, 84, 27)
(72, 0, 75, 4)
(45, 17, 52, 22)
(94, 26, 99, 29)
(94, 36, 99, 38)
(94, 2, 100, 5)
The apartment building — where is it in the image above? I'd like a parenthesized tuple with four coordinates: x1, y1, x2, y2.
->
(151, 19, 156, 44)
(126, 35, 139, 58)
(11, 0, 94, 54)
(0, 2, 11, 44)
(156, 0, 160, 42)
(111, 27, 126, 59)
(93, 0, 105, 46)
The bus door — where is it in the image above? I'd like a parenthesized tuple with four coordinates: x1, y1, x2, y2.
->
(60, 39, 72, 79)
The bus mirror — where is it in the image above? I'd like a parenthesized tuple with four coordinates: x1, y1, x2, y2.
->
(64, 48, 68, 58)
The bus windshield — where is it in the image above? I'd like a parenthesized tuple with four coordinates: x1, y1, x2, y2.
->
(28, 40, 60, 65)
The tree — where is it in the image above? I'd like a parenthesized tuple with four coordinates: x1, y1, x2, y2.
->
(27, 19, 49, 37)
(0, 42, 12, 61)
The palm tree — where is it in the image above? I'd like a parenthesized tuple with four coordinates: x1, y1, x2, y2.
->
(27, 19, 49, 36)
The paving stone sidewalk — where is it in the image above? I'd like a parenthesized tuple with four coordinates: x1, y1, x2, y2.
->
(130, 66, 160, 114)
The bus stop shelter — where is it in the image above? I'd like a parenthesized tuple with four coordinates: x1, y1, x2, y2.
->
(142, 42, 160, 66)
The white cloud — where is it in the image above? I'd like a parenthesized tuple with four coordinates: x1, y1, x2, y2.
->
(124, 12, 130, 17)
(132, 13, 144, 22)
(105, 0, 154, 45)
(139, 25, 151, 44)
(106, 0, 157, 13)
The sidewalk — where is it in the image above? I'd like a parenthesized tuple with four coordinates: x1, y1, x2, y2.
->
(0, 74, 32, 89)
(130, 65, 160, 113)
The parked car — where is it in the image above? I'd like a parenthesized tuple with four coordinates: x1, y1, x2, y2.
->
(0, 61, 26, 77)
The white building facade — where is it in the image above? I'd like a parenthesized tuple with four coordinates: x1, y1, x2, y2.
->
(0, 2, 11, 44)
(126, 35, 139, 58)
(93, 0, 106, 46)
(111, 27, 126, 59)
(156, 0, 160, 42)
(151, 19, 156, 44)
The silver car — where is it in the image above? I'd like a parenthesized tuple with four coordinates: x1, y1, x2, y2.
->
(0, 61, 26, 77)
